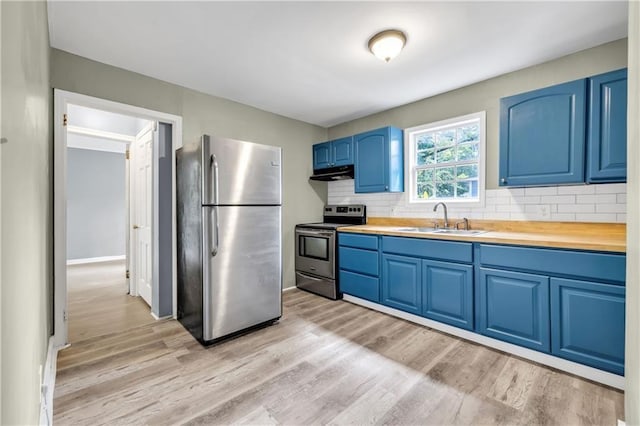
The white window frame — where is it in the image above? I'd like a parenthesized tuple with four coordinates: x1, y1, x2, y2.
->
(404, 111, 486, 206)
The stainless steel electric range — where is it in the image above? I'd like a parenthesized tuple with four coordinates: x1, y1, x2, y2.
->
(295, 204, 366, 299)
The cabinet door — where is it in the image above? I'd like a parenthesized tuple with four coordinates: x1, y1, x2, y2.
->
(587, 69, 627, 183)
(312, 142, 331, 170)
(479, 268, 550, 352)
(382, 254, 422, 315)
(422, 260, 473, 330)
(551, 278, 625, 375)
(331, 136, 354, 167)
(499, 79, 586, 186)
(354, 129, 389, 193)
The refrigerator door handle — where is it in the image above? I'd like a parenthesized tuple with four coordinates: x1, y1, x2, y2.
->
(211, 154, 219, 205)
(211, 206, 220, 257)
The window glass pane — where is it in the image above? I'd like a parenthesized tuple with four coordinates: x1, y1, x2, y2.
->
(417, 133, 435, 150)
(456, 180, 479, 198)
(458, 124, 479, 143)
(436, 182, 455, 198)
(417, 168, 434, 182)
(416, 183, 434, 199)
(436, 146, 456, 164)
(457, 164, 478, 179)
(435, 166, 455, 182)
(417, 149, 435, 165)
(457, 143, 479, 161)
(435, 129, 455, 147)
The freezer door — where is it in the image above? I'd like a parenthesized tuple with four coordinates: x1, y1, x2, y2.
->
(202, 135, 282, 206)
(203, 205, 282, 341)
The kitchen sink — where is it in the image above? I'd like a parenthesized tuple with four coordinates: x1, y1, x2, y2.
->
(393, 227, 437, 232)
(430, 229, 487, 236)
(392, 227, 486, 236)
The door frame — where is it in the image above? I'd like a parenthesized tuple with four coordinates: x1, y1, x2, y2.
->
(53, 89, 183, 348)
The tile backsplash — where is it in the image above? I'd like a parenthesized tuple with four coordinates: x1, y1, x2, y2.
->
(328, 181, 627, 223)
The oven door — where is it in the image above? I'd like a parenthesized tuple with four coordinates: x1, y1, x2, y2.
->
(295, 227, 335, 279)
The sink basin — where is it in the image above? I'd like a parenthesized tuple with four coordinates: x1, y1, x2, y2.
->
(430, 229, 487, 236)
(393, 227, 436, 232)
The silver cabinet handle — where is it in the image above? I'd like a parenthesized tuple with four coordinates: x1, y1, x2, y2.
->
(500, 178, 507, 184)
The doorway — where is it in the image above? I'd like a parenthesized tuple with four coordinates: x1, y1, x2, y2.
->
(53, 90, 183, 348)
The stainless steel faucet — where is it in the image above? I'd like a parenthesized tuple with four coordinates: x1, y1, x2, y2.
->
(433, 202, 449, 229)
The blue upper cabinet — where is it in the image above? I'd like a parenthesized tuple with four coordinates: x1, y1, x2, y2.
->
(332, 137, 354, 167)
(354, 127, 404, 193)
(499, 79, 587, 186)
(312, 142, 331, 170)
(587, 69, 628, 183)
(312, 137, 353, 170)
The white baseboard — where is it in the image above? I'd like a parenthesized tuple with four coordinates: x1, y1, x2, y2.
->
(617, 420, 625, 426)
(39, 338, 59, 426)
(282, 286, 297, 292)
(343, 294, 625, 390)
(67, 255, 126, 265)
(150, 311, 172, 321)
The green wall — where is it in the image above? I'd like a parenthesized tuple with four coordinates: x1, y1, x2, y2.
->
(1, 0, 52, 423)
(50, 49, 328, 290)
(328, 38, 628, 190)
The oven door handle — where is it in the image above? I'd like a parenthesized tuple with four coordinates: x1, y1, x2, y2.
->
(295, 229, 334, 237)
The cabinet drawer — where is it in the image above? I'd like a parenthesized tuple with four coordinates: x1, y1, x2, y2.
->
(382, 236, 472, 263)
(551, 278, 625, 375)
(340, 270, 380, 302)
(339, 247, 379, 276)
(339, 233, 378, 250)
(479, 244, 625, 284)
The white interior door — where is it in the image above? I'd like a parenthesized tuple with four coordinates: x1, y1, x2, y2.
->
(132, 123, 154, 307)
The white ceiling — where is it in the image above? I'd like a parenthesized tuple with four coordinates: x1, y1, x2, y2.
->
(48, 1, 628, 128)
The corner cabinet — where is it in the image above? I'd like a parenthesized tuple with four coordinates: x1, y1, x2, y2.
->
(312, 136, 353, 170)
(499, 79, 586, 186)
(587, 69, 628, 183)
(354, 127, 404, 193)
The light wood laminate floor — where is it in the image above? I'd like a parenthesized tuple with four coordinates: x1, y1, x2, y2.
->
(66, 260, 156, 343)
(55, 280, 624, 425)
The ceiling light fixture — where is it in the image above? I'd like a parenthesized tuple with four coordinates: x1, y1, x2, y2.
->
(368, 29, 407, 63)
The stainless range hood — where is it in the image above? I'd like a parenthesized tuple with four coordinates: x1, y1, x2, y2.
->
(309, 165, 354, 181)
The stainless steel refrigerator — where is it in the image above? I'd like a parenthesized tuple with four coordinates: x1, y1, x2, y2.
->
(176, 134, 282, 344)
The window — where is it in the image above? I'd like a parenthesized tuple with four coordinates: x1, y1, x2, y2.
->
(405, 111, 485, 204)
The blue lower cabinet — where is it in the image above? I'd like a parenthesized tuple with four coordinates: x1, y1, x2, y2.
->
(381, 254, 422, 315)
(479, 268, 550, 352)
(340, 270, 380, 303)
(551, 278, 625, 375)
(423, 260, 474, 330)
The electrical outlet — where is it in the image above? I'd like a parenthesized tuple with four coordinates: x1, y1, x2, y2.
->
(536, 204, 551, 218)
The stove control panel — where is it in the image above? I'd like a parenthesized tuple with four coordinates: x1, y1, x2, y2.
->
(324, 204, 366, 217)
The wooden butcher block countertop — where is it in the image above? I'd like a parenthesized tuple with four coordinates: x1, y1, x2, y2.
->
(337, 217, 626, 253)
